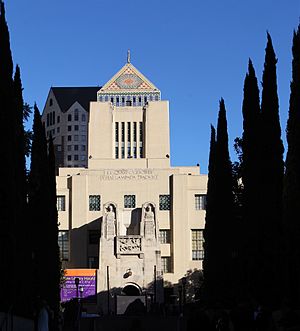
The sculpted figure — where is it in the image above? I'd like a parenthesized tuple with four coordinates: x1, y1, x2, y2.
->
(105, 204, 116, 238)
(144, 204, 155, 239)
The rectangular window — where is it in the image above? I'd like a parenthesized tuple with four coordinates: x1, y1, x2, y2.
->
(74, 109, 79, 121)
(81, 155, 86, 161)
(89, 230, 101, 245)
(57, 195, 66, 211)
(46, 113, 49, 127)
(192, 230, 204, 260)
(121, 122, 125, 142)
(67, 145, 72, 151)
(81, 135, 86, 141)
(159, 230, 171, 244)
(57, 127, 60, 133)
(88, 256, 99, 269)
(195, 194, 206, 210)
(68, 135, 72, 141)
(133, 122, 137, 142)
(82, 114, 86, 122)
(74, 125, 79, 131)
(89, 195, 101, 211)
(81, 145, 86, 151)
(139, 122, 143, 141)
(115, 147, 119, 159)
(57, 115, 60, 124)
(127, 122, 131, 142)
(68, 125, 72, 131)
(52, 111, 55, 125)
(115, 122, 119, 142)
(57, 145, 62, 152)
(58, 231, 69, 261)
(161, 257, 172, 273)
(159, 195, 171, 210)
(121, 147, 125, 159)
(68, 114, 72, 121)
(74, 155, 79, 161)
(74, 145, 79, 151)
(133, 147, 137, 158)
(67, 155, 71, 161)
(124, 195, 136, 208)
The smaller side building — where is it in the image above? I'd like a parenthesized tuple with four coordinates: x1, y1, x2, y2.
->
(42, 86, 99, 169)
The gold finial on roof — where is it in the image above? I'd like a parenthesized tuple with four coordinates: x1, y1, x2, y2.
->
(127, 49, 131, 63)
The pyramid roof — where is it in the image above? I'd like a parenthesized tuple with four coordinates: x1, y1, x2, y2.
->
(99, 61, 160, 94)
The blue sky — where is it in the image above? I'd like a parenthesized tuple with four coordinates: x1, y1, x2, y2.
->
(6, 0, 300, 173)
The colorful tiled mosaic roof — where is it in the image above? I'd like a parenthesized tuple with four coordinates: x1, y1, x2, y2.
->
(99, 63, 159, 94)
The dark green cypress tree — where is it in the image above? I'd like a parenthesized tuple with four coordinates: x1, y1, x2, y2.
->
(28, 105, 51, 310)
(203, 125, 217, 302)
(203, 100, 235, 305)
(47, 135, 61, 329)
(240, 60, 262, 301)
(0, 1, 17, 312)
(259, 33, 284, 308)
(13, 65, 33, 316)
(284, 24, 300, 308)
(29, 107, 61, 330)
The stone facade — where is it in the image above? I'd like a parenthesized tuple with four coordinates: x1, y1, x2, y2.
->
(53, 56, 207, 311)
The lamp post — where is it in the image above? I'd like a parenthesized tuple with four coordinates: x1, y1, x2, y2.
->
(75, 277, 80, 299)
(181, 277, 187, 306)
(74, 277, 80, 331)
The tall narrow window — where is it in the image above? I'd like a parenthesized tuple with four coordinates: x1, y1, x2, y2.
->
(115, 122, 119, 142)
(121, 122, 125, 142)
(82, 114, 86, 122)
(121, 147, 125, 159)
(89, 195, 101, 211)
(46, 113, 49, 127)
(133, 122, 137, 142)
(127, 122, 131, 141)
(58, 231, 69, 261)
(161, 257, 172, 273)
(57, 195, 66, 211)
(195, 194, 206, 210)
(191, 230, 204, 260)
(52, 111, 55, 125)
(68, 114, 72, 121)
(74, 109, 79, 121)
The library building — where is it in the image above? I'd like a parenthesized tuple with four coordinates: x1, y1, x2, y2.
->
(42, 53, 208, 313)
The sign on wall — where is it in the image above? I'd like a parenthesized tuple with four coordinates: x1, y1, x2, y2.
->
(61, 269, 97, 303)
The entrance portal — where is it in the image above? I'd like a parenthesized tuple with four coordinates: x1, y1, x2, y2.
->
(122, 283, 141, 296)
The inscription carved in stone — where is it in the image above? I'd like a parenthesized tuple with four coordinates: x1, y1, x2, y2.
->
(117, 236, 142, 254)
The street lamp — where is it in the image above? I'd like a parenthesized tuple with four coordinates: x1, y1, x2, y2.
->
(181, 277, 187, 306)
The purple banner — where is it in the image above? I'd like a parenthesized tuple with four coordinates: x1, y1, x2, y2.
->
(61, 270, 97, 302)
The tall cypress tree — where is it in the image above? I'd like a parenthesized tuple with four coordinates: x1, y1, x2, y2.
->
(203, 125, 217, 302)
(259, 33, 284, 308)
(28, 105, 51, 310)
(284, 24, 300, 308)
(47, 135, 61, 329)
(203, 100, 235, 305)
(13, 65, 33, 316)
(29, 106, 61, 330)
(240, 60, 262, 301)
(0, 1, 17, 312)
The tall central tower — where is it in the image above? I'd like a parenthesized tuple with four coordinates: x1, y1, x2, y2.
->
(88, 56, 170, 169)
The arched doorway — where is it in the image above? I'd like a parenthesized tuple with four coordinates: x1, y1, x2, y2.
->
(122, 283, 141, 296)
